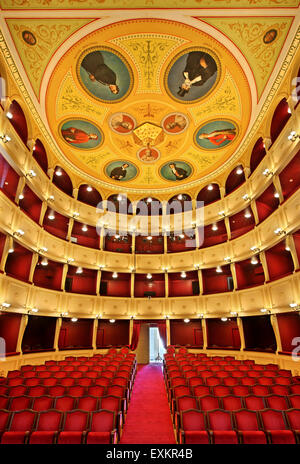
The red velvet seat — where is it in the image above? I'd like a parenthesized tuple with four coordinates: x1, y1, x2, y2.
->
(206, 377, 221, 387)
(271, 385, 290, 396)
(198, 395, 220, 412)
(60, 378, 75, 387)
(88, 386, 106, 397)
(24, 378, 40, 387)
(0, 396, 9, 409)
(252, 385, 270, 396)
(9, 396, 32, 411)
(86, 410, 117, 444)
(233, 409, 267, 444)
(212, 386, 231, 397)
(223, 377, 240, 387)
(241, 377, 256, 386)
(0, 409, 11, 438)
(77, 378, 93, 387)
(77, 396, 99, 412)
(290, 385, 300, 395)
(265, 395, 290, 411)
(289, 395, 300, 409)
(27, 386, 47, 397)
(192, 385, 210, 398)
(7, 370, 21, 379)
(1, 409, 36, 444)
(222, 396, 243, 411)
(285, 409, 300, 442)
(54, 396, 77, 412)
(207, 410, 238, 444)
(259, 409, 296, 444)
(258, 377, 274, 386)
(7, 377, 23, 387)
(48, 386, 66, 397)
(244, 395, 265, 411)
(189, 377, 204, 388)
(179, 409, 209, 444)
(57, 410, 89, 444)
(8, 386, 27, 397)
(29, 410, 63, 444)
(94, 377, 110, 387)
(68, 386, 86, 398)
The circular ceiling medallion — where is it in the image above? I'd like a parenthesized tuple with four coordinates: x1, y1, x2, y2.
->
(161, 112, 189, 135)
(165, 47, 221, 104)
(109, 112, 136, 134)
(77, 46, 134, 103)
(137, 146, 161, 163)
(194, 119, 238, 151)
(59, 118, 104, 150)
(160, 160, 193, 182)
(105, 160, 138, 182)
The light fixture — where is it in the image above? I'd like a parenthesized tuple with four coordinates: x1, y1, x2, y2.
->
(67, 258, 74, 264)
(8, 246, 14, 254)
(221, 317, 228, 322)
(109, 319, 115, 323)
(250, 246, 260, 253)
(260, 308, 268, 313)
(31, 308, 39, 313)
(48, 211, 55, 220)
(147, 236, 152, 240)
(287, 107, 291, 114)
(274, 228, 286, 236)
(146, 197, 152, 203)
(146, 273, 152, 279)
(194, 264, 200, 270)
(164, 315, 170, 319)
(131, 315, 135, 319)
(251, 256, 259, 265)
(26, 170, 36, 178)
(18, 193, 24, 200)
(1, 302, 10, 308)
(242, 194, 249, 201)
(13, 229, 24, 237)
(230, 312, 238, 316)
(117, 194, 122, 201)
(218, 211, 226, 217)
(184, 318, 190, 323)
(76, 267, 83, 274)
(86, 186, 93, 192)
(197, 313, 204, 318)
(224, 256, 231, 263)
(207, 184, 213, 191)
(82, 225, 88, 232)
(6, 111, 13, 119)
(285, 243, 290, 251)
(288, 130, 300, 142)
(112, 272, 118, 279)
(181, 271, 187, 278)
(162, 267, 169, 273)
(48, 195, 55, 201)
(38, 247, 48, 253)
(55, 169, 62, 176)
(0, 134, 11, 143)
(179, 234, 185, 239)
(263, 168, 273, 177)
(73, 212, 79, 218)
(244, 210, 252, 218)
(71, 317, 78, 322)
(41, 257, 48, 266)
(115, 234, 120, 239)
(216, 266, 222, 273)
(289, 303, 298, 308)
(61, 312, 69, 317)
(236, 167, 243, 175)
(177, 194, 183, 200)
(212, 223, 218, 231)
(274, 192, 280, 198)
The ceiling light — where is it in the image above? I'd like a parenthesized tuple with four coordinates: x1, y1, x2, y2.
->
(197, 313, 204, 318)
(251, 256, 259, 265)
(177, 194, 183, 200)
(6, 111, 13, 119)
(55, 169, 62, 176)
(289, 303, 298, 308)
(212, 223, 218, 231)
(48, 212, 55, 220)
(221, 317, 228, 322)
(181, 271, 186, 278)
(71, 317, 78, 322)
(184, 318, 190, 323)
(260, 308, 268, 313)
(274, 192, 280, 198)
(147, 197, 152, 203)
(179, 234, 185, 239)
(41, 257, 48, 266)
(112, 272, 118, 279)
(0, 134, 11, 143)
(147, 236, 152, 240)
(31, 308, 39, 313)
(8, 247, 14, 254)
(109, 319, 115, 323)
(216, 266, 222, 273)
(242, 194, 249, 201)
(146, 273, 152, 279)
(236, 167, 243, 175)
(82, 225, 88, 232)
(76, 267, 83, 274)
(207, 184, 213, 191)
(86, 186, 93, 192)
(18, 193, 24, 200)
(244, 210, 252, 218)
(194, 264, 200, 270)
(1, 302, 10, 308)
(117, 194, 122, 201)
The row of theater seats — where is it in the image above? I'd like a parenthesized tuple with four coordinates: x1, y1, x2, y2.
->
(0, 348, 137, 444)
(164, 350, 300, 444)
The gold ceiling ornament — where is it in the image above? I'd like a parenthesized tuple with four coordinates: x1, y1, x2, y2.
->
(132, 122, 165, 147)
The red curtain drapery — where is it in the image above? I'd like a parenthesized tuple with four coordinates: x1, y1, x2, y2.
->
(129, 321, 141, 351)
(156, 321, 167, 349)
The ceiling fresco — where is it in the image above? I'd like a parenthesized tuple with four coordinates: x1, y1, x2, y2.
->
(46, 19, 251, 190)
(0, 5, 299, 194)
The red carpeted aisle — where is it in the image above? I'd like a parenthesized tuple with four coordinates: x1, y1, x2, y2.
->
(120, 363, 176, 444)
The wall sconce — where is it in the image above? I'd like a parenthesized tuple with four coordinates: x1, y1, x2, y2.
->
(242, 194, 250, 201)
(290, 303, 300, 310)
(221, 317, 228, 322)
(67, 258, 74, 264)
(260, 308, 271, 314)
(197, 313, 204, 319)
(6, 111, 13, 119)
(1, 302, 10, 309)
(218, 211, 226, 217)
(288, 131, 300, 142)
(224, 256, 231, 263)
(26, 170, 36, 178)
(262, 168, 273, 177)
(194, 264, 200, 270)
(0, 134, 11, 143)
(184, 318, 190, 323)
(72, 212, 79, 218)
(250, 246, 260, 253)
(13, 229, 24, 237)
(38, 247, 48, 253)
(109, 319, 116, 323)
(71, 317, 78, 322)
(230, 312, 238, 316)
(61, 312, 69, 317)
(274, 228, 286, 236)
(47, 195, 55, 202)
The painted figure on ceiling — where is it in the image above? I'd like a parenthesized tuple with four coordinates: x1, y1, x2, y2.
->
(197, 128, 236, 146)
(178, 51, 217, 97)
(169, 162, 189, 180)
(61, 127, 98, 144)
(110, 163, 129, 180)
(81, 50, 119, 95)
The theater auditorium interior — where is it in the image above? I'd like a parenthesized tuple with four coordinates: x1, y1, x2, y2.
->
(0, 0, 299, 447)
